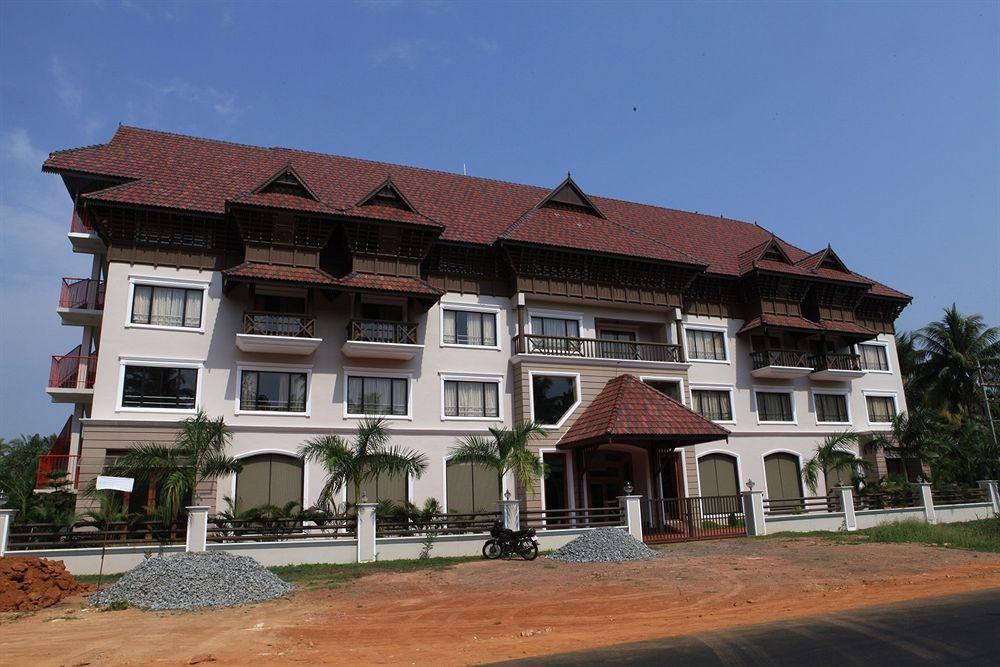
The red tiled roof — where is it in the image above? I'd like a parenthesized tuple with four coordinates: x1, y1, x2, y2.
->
(558, 375, 729, 449)
(43, 126, 908, 300)
(737, 314, 825, 335)
(818, 320, 877, 337)
(333, 271, 444, 297)
(223, 262, 338, 286)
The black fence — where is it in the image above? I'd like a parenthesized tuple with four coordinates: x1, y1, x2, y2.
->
(642, 496, 746, 543)
(206, 516, 356, 543)
(521, 506, 625, 530)
(6, 520, 185, 551)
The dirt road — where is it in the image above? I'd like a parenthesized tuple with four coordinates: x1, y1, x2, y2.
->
(3, 537, 999, 666)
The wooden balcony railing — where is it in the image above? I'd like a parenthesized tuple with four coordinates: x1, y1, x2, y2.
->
(36, 455, 81, 489)
(513, 334, 683, 363)
(809, 353, 862, 372)
(348, 319, 419, 345)
(70, 209, 96, 234)
(49, 346, 97, 389)
(749, 349, 811, 370)
(59, 277, 105, 310)
(244, 311, 316, 338)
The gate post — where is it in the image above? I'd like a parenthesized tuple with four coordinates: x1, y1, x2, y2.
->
(618, 494, 643, 541)
(356, 502, 378, 563)
(185, 506, 209, 552)
(913, 482, 936, 524)
(0, 509, 16, 557)
(835, 486, 857, 531)
(741, 490, 766, 536)
(977, 480, 1000, 513)
(500, 496, 521, 531)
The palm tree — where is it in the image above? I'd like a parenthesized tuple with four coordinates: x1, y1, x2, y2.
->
(802, 431, 872, 494)
(913, 304, 1000, 417)
(862, 409, 942, 482)
(448, 421, 548, 497)
(894, 331, 924, 405)
(299, 417, 428, 508)
(110, 410, 242, 518)
(0, 433, 56, 518)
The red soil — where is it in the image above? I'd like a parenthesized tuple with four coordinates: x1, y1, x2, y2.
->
(0, 557, 89, 612)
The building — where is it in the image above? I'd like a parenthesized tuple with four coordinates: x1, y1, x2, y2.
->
(40, 126, 910, 515)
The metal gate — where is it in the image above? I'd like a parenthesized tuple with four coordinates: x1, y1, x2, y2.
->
(642, 495, 747, 543)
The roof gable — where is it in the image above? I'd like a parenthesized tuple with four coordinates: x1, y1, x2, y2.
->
(356, 176, 415, 213)
(253, 164, 319, 201)
(538, 175, 605, 218)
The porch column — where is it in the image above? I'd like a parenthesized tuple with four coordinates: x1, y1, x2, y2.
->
(977, 480, 1000, 513)
(617, 494, 643, 541)
(913, 482, 936, 524)
(500, 497, 521, 531)
(742, 490, 766, 536)
(835, 486, 857, 532)
(0, 509, 16, 557)
(185, 506, 209, 552)
(356, 502, 378, 563)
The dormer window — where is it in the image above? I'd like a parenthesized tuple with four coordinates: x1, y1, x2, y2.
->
(254, 165, 319, 201)
(538, 176, 604, 218)
(358, 178, 415, 212)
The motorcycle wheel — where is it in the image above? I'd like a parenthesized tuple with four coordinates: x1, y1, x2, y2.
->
(518, 539, 539, 561)
(482, 540, 502, 560)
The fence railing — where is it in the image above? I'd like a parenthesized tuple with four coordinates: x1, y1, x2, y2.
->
(764, 495, 842, 515)
(521, 506, 625, 530)
(6, 520, 185, 551)
(749, 349, 811, 370)
(244, 311, 316, 338)
(48, 348, 97, 390)
(69, 209, 96, 234)
(378, 511, 501, 537)
(931, 487, 989, 505)
(59, 277, 106, 310)
(347, 319, 419, 345)
(513, 334, 683, 363)
(853, 490, 917, 511)
(35, 454, 81, 489)
(810, 353, 863, 372)
(642, 496, 746, 542)
(207, 516, 357, 543)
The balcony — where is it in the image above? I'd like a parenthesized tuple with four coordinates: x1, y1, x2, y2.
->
(809, 353, 865, 381)
(513, 334, 684, 365)
(36, 455, 81, 490)
(235, 311, 322, 355)
(57, 277, 105, 327)
(749, 349, 813, 379)
(342, 319, 422, 360)
(68, 210, 105, 254)
(46, 346, 96, 403)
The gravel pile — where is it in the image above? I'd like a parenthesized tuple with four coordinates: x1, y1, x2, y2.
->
(89, 551, 292, 610)
(548, 528, 660, 563)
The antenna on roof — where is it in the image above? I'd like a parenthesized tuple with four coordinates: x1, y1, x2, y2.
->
(463, 163, 467, 176)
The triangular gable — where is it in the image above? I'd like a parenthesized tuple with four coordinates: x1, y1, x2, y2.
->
(798, 246, 851, 273)
(253, 164, 319, 201)
(738, 235, 793, 273)
(538, 175, 605, 218)
(357, 176, 416, 213)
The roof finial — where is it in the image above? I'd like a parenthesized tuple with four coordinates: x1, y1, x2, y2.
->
(567, 170, 571, 179)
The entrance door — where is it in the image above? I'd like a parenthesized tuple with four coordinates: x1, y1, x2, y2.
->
(598, 329, 637, 360)
(587, 450, 633, 507)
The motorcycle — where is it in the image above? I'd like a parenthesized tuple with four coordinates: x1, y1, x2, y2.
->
(482, 520, 539, 560)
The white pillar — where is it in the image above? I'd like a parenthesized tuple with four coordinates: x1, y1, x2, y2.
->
(913, 482, 936, 524)
(185, 506, 209, 552)
(0, 509, 16, 557)
(977, 480, 1000, 513)
(835, 486, 857, 531)
(617, 495, 643, 541)
(356, 503, 377, 563)
(500, 499, 521, 531)
(742, 491, 766, 536)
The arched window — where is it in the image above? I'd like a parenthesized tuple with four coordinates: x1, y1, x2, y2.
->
(236, 454, 303, 509)
(446, 461, 500, 514)
(346, 473, 408, 505)
(698, 453, 739, 497)
(764, 453, 802, 500)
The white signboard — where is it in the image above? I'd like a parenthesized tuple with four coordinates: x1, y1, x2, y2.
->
(96, 476, 135, 493)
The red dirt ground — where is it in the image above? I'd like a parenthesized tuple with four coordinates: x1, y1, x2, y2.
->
(0, 557, 89, 612)
(2, 537, 999, 666)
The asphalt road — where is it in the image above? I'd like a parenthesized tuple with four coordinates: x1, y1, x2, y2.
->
(493, 588, 1000, 666)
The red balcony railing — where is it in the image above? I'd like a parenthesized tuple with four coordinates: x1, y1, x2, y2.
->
(36, 455, 81, 489)
(59, 277, 106, 310)
(48, 345, 97, 390)
(69, 209, 96, 234)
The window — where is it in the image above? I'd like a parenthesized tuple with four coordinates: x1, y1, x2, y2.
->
(131, 284, 203, 328)
(446, 461, 501, 514)
(347, 376, 409, 416)
(764, 453, 802, 501)
(443, 309, 497, 346)
(698, 454, 739, 497)
(598, 330, 637, 359)
(236, 454, 303, 509)
(121, 365, 197, 409)
(691, 389, 733, 421)
(347, 472, 407, 504)
(859, 344, 890, 371)
(531, 374, 579, 426)
(815, 393, 849, 423)
(543, 453, 569, 511)
(443, 380, 500, 418)
(756, 391, 794, 423)
(240, 370, 308, 413)
(644, 379, 682, 403)
(685, 328, 727, 361)
(528, 316, 581, 354)
(866, 395, 897, 423)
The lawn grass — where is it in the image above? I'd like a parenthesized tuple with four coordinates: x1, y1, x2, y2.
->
(767, 517, 1000, 553)
(75, 572, 124, 585)
(269, 555, 483, 588)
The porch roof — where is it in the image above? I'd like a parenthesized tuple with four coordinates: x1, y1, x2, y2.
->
(557, 374, 729, 450)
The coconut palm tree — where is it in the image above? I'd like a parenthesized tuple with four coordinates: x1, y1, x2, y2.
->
(894, 331, 924, 405)
(802, 431, 872, 494)
(110, 410, 242, 518)
(448, 421, 548, 496)
(862, 408, 942, 482)
(299, 417, 428, 508)
(913, 304, 1000, 417)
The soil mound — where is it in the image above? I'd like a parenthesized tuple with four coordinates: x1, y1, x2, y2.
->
(0, 557, 88, 611)
(548, 527, 660, 562)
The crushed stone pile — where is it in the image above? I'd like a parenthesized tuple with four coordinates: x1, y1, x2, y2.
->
(89, 551, 292, 611)
(1, 557, 88, 611)
(547, 528, 660, 563)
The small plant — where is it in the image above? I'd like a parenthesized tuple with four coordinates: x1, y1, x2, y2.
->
(419, 532, 436, 560)
(101, 599, 130, 611)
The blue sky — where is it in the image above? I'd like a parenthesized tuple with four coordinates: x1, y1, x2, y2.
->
(1, 1, 997, 436)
